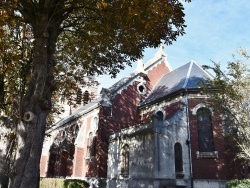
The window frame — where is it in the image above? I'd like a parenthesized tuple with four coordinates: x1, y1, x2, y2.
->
(196, 107, 218, 159)
(174, 142, 184, 179)
(86, 131, 97, 161)
(121, 144, 129, 177)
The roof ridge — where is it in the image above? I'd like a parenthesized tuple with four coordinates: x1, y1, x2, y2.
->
(192, 61, 214, 79)
(139, 61, 211, 107)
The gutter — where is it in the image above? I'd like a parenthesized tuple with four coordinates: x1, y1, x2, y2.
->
(138, 88, 201, 109)
(185, 89, 193, 188)
(138, 86, 218, 110)
(47, 102, 101, 133)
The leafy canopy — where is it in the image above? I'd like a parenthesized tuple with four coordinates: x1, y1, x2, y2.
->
(6, 0, 187, 76)
(202, 49, 250, 162)
(0, 0, 189, 122)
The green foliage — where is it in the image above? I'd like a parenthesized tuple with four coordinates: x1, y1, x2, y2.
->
(202, 48, 250, 162)
(64, 179, 89, 188)
(40, 178, 89, 188)
(227, 179, 250, 188)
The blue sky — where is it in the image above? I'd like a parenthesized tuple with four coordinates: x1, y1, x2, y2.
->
(97, 0, 250, 89)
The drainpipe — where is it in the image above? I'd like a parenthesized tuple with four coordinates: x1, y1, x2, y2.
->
(185, 89, 193, 188)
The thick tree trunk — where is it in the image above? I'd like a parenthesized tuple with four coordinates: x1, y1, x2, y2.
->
(0, 139, 16, 188)
(9, 13, 58, 188)
(9, 116, 47, 188)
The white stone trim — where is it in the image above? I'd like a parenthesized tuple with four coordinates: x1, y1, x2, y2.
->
(192, 103, 213, 115)
(154, 107, 166, 120)
(196, 151, 218, 159)
(137, 82, 147, 95)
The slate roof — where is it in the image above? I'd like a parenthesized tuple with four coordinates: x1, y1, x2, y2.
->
(48, 97, 102, 132)
(140, 61, 213, 106)
(103, 73, 138, 94)
(101, 55, 166, 95)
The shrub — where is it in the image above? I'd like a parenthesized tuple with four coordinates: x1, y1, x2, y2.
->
(227, 179, 250, 188)
(64, 179, 89, 188)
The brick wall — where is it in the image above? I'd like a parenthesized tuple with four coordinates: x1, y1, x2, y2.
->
(147, 60, 170, 89)
(40, 155, 47, 177)
(188, 98, 242, 180)
(41, 58, 171, 180)
(73, 147, 84, 177)
(93, 59, 171, 179)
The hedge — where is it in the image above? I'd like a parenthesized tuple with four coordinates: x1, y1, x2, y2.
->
(40, 178, 89, 188)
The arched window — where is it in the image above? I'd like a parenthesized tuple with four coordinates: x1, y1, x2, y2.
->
(76, 89, 82, 104)
(92, 117, 98, 131)
(47, 152, 58, 177)
(87, 132, 97, 158)
(59, 150, 69, 177)
(197, 107, 214, 152)
(153, 111, 164, 127)
(83, 90, 90, 104)
(121, 145, 129, 177)
(174, 142, 184, 178)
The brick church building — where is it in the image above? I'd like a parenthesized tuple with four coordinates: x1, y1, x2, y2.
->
(40, 47, 244, 187)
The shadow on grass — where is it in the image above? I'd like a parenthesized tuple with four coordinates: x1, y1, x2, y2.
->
(40, 178, 89, 188)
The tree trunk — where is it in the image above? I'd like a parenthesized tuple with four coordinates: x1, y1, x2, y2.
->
(0, 139, 11, 188)
(0, 118, 16, 188)
(9, 13, 58, 188)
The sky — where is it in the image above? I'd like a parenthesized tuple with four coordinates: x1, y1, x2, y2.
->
(96, 0, 250, 89)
